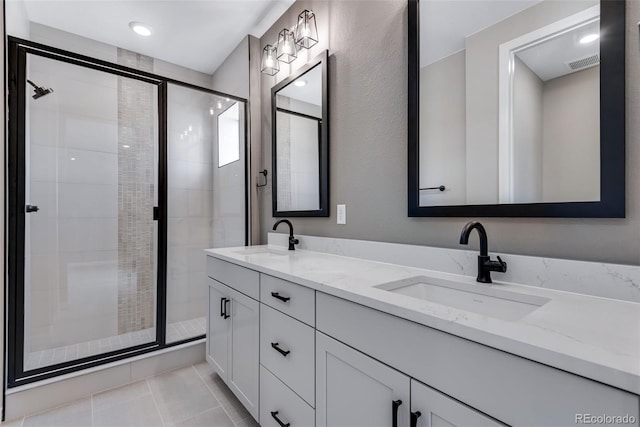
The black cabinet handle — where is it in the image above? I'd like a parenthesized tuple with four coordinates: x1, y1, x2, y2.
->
(26, 205, 39, 213)
(392, 400, 402, 427)
(223, 299, 230, 319)
(410, 411, 422, 427)
(271, 342, 291, 357)
(271, 292, 291, 303)
(220, 298, 226, 318)
(270, 411, 291, 427)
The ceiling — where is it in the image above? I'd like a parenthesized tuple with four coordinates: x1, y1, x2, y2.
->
(516, 19, 600, 81)
(277, 64, 322, 107)
(420, 0, 542, 67)
(12, 0, 296, 74)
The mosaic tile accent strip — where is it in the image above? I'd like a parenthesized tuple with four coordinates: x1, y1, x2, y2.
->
(117, 49, 156, 334)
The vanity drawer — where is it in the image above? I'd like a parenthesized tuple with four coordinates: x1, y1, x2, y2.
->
(260, 304, 315, 406)
(260, 365, 315, 427)
(260, 273, 315, 326)
(207, 257, 259, 300)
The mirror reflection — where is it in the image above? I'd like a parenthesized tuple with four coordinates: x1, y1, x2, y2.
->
(419, 0, 600, 207)
(274, 63, 323, 212)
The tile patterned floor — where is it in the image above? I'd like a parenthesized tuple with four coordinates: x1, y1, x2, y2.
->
(25, 318, 206, 371)
(2, 362, 258, 427)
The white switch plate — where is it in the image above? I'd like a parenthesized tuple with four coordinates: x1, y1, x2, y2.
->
(337, 204, 346, 224)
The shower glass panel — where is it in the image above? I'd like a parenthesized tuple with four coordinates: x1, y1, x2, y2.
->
(166, 84, 246, 343)
(23, 54, 159, 371)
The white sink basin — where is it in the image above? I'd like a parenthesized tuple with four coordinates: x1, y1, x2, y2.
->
(376, 275, 550, 321)
(234, 247, 289, 256)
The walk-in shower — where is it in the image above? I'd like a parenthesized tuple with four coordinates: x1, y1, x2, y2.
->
(7, 37, 247, 386)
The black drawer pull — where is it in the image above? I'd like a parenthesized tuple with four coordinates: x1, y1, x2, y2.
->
(392, 400, 402, 427)
(271, 342, 291, 357)
(271, 292, 291, 303)
(270, 411, 291, 427)
(411, 411, 422, 427)
(220, 297, 226, 318)
(223, 299, 230, 319)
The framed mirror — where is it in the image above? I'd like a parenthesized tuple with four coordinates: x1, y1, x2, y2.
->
(272, 50, 329, 217)
(408, 0, 625, 217)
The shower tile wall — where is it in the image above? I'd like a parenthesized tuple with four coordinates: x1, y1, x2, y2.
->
(116, 49, 157, 334)
(166, 85, 214, 339)
(27, 55, 120, 352)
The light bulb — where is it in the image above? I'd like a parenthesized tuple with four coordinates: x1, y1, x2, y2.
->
(580, 33, 599, 44)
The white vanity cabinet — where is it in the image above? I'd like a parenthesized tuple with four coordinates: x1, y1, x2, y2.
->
(206, 260, 260, 421)
(316, 331, 410, 427)
(410, 380, 503, 427)
(205, 253, 640, 427)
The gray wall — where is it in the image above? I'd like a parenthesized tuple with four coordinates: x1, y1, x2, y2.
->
(542, 66, 600, 203)
(419, 51, 466, 206)
(211, 37, 250, 98)
(261, 0, 636, 265)
(513, 56, 543, 203)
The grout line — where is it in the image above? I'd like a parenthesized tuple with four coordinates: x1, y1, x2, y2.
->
(191, 364, 234, 420)
(146, 378, 167, 427)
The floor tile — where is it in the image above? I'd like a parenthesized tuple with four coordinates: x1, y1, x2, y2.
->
(1, 417, 25, 427)
(92, 381, 151, 414)
(22, 398, 92, 427)
(233, 415, 260, 427)
(148, 366, 220, 425)
(195, 369, 251, 423)
(172, 406, 233, 427)
(93, 394, 163, 427)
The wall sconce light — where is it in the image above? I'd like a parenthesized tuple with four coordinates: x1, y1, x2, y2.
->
(261, 45, 280, 76)
(276, 29, 297, 63)
(295, 10, 318, 49)
(261, 10, 320, 75)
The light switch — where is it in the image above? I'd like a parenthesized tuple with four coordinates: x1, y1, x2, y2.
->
(337, 204, 346, 224)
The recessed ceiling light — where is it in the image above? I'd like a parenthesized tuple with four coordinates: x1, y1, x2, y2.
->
(70, 157, 76, 161)
(129, 21, 153, 37)
(579, 33, 599, 44)
(122, 145, 130, 149)
(294, 80, 307, 87)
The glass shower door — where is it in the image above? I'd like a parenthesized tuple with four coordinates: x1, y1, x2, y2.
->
(22, 53, 161, 373)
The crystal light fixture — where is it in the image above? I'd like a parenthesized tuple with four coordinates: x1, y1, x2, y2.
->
(295, 10, 318, 49)
(261, 45, 280, 76)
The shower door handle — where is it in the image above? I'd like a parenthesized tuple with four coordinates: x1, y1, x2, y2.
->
(26, 205, 39, 213)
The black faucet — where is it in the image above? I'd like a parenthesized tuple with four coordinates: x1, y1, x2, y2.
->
(459, 221, 507, 283)
(273, 219, 299, 251)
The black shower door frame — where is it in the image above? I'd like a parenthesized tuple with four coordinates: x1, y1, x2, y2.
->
(6, 37, 249, 388)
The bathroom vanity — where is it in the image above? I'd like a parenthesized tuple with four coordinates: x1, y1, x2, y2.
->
(205, 238, 639, 426)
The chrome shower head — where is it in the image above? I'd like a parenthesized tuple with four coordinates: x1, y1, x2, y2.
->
(27, 80, 54, 100)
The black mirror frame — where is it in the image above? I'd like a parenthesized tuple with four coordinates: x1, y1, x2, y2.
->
(408, 0, 625, 218)
(272, 50, 329, 217)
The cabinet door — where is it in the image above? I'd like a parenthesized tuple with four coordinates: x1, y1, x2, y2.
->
(410, 380, 504, 427)
(227, 287, 260, 421)
(207, 279, 230, 381)
(316, 332, 410, 427)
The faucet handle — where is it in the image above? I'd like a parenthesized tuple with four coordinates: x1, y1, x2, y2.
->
(496, 256, 507, 272)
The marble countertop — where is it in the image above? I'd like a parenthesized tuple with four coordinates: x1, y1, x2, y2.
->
(205, 245, 640, 395)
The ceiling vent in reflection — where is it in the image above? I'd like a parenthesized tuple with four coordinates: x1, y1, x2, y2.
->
(567, 54, 600, 71)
